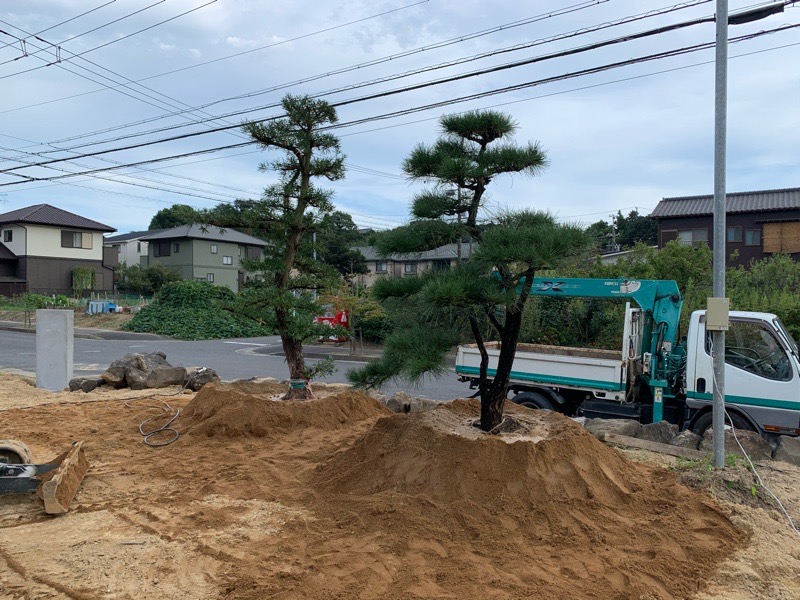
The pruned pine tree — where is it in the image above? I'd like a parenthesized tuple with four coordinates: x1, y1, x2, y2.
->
(239, 94, 345, 399)
(348, 111, 589, 431)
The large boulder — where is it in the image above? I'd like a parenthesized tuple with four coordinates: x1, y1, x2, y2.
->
(638, 421, 680, 444)
(584, 418, 642, 439)
(699, 428, 773, 461)
(184, 366, 221, 391)
(669, 429, 702, 450)
(101, 352, 186, 390)
(385, 391, 438, 414)
(773, 436, 800, 466)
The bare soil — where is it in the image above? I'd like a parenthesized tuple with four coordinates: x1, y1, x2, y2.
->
(0, 310, 135, 331)
(1, 373, 799, 599)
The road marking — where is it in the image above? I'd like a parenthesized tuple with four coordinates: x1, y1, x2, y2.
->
(83, 350, 101, 353)
(224, 342, 269, 346)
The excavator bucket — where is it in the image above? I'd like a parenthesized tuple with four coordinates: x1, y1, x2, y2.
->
(36, 442, 89, 514)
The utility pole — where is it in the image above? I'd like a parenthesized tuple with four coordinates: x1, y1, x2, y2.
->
(711, 0, 784, 468)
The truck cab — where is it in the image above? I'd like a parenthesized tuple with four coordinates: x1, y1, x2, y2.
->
(685, 310, 800, 437)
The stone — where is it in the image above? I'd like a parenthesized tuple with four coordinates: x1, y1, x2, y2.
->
(101, 352, 186, 390)
(773, 436, 800, 467)
(638, 421, 680, 444)
(699, 428, 773, 461)
(583, 418, 642, 439)
(385, 391, 438, 414)
(669, 429, 702, 450)
(69, 377, 105, 393)
(184, 367, 221, 391)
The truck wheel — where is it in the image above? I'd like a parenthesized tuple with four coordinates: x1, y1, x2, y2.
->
(691, 412, 755, 436)
(512, 392, 553, 411)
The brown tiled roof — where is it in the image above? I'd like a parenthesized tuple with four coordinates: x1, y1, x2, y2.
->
(651, 188, 800, 218)
(0, 204, 115, 232)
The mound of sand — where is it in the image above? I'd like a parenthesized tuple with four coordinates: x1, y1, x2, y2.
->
(180, 381, 390, 438)
(311, 399, 746, 600)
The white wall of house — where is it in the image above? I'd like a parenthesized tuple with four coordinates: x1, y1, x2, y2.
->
(0, 224, 26, 255)
(111, 239, 149, 266)
(24, 225, 104, 260)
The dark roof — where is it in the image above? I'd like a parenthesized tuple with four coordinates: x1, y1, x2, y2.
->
(0, 204, 116, 232)
(0, 242, 17, 260)
(355, 242, 477, 262)
(140, 224, 268, 246)
(104, 229, 165, 243)
(651, 187, 800, 218)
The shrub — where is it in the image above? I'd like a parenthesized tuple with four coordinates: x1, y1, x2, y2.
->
(124, 281, 274, 340)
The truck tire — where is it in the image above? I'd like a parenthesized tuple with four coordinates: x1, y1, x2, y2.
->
(512, 391, 554, 411)
(691, 411, 756, 436)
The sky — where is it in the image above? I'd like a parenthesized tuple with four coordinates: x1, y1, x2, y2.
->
(0, 0, 798, 235)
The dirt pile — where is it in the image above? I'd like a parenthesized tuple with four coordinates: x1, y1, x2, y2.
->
(180, 381, 390, 438)
(4, 375, 795, 599)
(310, 400, 746, 600)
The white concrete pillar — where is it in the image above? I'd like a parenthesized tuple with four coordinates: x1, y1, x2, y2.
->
(36, 309, 74, 391)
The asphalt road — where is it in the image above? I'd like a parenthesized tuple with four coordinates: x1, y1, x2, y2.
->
(0, 327, 469, 401)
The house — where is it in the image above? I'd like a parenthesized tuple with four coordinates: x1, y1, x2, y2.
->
(140, 224, 268, 292)
(353, 241, 476, 287)
(104, 229, 165, 266)
(650, 187, 800, 267)
(0, 204, 117, 297)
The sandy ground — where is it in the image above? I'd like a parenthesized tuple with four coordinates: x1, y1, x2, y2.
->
(1, 371, 799, 600)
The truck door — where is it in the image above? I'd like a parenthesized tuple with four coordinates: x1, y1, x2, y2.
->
(690, 316, 800, 434)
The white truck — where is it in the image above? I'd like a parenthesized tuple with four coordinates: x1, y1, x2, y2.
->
(455, 278, 800, 440)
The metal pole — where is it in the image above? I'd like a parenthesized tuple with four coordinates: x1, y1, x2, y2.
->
(712, 0, 728, 468)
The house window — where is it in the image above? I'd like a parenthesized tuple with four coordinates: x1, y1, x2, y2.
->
(727, 226, 742, 243)
(404, 263, 417, 274)
(153, 242, 171, 257)
(762, 222, 800, 252)
(61, 230, 92, 249)
(173, 243, 180, 253)
(223, 256, 233, 265)
(745, 229, 762, 247)
(238, 247, 242, 256)
(375, 261, 387, 273)
(210, 244, 218, 254)
(676, 229, 708, 247)
(3, 230, 11, 243)
(432, 259, 450, 271)
(137, 241, 141, 253)
(207, 273, 214, 283)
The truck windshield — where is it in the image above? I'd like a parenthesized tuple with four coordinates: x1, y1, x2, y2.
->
(773, 318, 798, 354)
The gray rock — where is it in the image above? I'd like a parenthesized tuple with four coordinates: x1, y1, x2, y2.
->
(385, 391, 438, 414)
(773, 436, 800, 466)
(669, 429, 702, 450)
(583, 418, 642, 439)
(101, 352, 185, 390)
(69, 377, 105, 393)
(184, 366, 221, 391)
(699, 428, 773, 461)
(638, 421, 679, 444)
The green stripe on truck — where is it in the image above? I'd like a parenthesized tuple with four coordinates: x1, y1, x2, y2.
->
(686, 391, 800, 411)
(455, 366, 624, 392)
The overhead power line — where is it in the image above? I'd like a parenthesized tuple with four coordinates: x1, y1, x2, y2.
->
(1, 23, 796, 190)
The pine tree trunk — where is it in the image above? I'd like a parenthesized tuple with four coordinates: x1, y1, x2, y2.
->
(276, 307, 312, 400)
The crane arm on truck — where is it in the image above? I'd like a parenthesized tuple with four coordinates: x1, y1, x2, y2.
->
(524, 278, 684, 420)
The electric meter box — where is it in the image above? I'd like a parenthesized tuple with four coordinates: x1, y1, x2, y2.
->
(706, 297, 730, 331)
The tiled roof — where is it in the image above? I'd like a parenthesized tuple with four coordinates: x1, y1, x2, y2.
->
(105, 229, 165, 243)
(0, 204, 116, 232)
(140, 224, 268, 246)
(355, 242, 477, 262)
(651, 187, 800, 218)
(0, 242, 17, 260)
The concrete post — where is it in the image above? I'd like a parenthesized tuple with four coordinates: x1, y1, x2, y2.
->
(36, 309, 74, 391)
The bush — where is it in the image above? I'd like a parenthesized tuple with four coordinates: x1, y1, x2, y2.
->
(124, 281, 274, 340)
(115, 263, 183, 295)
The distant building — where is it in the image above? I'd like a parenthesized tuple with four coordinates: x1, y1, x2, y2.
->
(140, 224, 267, 292)
(0, 204, 117, 296)
(104, 229, 165, 266)
(354, 241, 475, 287)
(651, 187, 800, 267)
